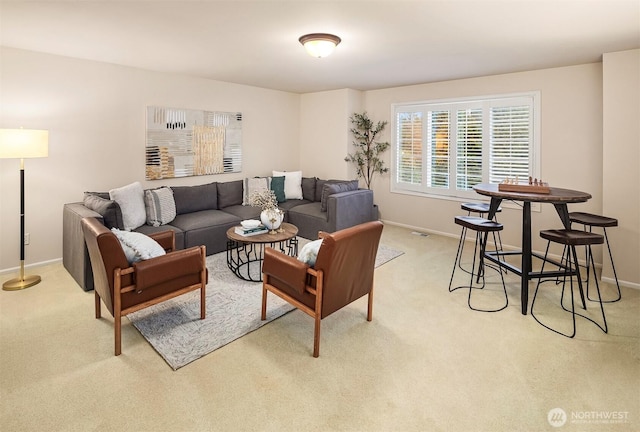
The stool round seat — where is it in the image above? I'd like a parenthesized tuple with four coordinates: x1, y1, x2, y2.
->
(461, 202, 502, 214)
(569, 212, 618, 228)
(454, 216, 503, 232)
(540, 229, 603, 246)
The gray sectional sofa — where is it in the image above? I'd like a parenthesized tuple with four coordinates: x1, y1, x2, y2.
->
(63, 177, 376, 291)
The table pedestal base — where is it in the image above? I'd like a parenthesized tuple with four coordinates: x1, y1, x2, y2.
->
(226, 237, 298, 282)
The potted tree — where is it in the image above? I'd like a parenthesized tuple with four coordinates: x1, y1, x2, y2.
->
(345, 112, 389, 220)
(344, 112, 389, 190)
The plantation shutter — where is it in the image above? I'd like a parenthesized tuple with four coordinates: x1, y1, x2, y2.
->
(490, 105, 531, 183)
(456, 108, 483, 190)
(391, 92, 538, 198)
(426, 110, 450, 188)
(396, 111, 423, 186)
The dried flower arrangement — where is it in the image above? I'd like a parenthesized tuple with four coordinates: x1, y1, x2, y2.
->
(249, 189, 278, 211)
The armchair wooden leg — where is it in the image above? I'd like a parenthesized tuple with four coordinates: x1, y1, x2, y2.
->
(95, 291, 101, 319)
(200, 283, 206, 320)
(367, 288, 374, 322)
(313, 315, 321, 358)
(114, 313, 122, 356)
(200, 247, 206, 320)
(261, 279, 268, 321)
(114, 273, 122, 356)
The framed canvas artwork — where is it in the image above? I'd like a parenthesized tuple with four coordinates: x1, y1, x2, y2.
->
(146, 106, 242, 180)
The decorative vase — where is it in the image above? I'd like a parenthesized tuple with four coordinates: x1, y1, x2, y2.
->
(260, 208, 283, 234)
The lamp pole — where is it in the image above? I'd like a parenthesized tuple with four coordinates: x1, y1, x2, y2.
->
(3, 158, 41, 290)
(0, 128, 48, 291)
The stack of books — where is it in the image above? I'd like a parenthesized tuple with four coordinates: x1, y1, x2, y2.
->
(234, 224, 268, 236)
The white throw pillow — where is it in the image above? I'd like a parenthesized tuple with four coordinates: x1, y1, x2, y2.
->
(109, 182, 146, 231)
(297, 239, 323, 267)
(272, 170, 303, 200)
(111, 229, 166, 264)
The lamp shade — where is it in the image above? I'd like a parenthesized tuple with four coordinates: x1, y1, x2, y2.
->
(0, 129, 49, 159)
(299, 33, 341, 58)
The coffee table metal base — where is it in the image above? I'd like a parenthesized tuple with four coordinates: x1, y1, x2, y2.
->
(226, 238, 298, 282)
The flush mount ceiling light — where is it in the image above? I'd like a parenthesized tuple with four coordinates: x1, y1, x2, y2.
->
(298, 33, 341, 58)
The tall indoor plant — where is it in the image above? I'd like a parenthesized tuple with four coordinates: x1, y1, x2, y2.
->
(345, 112, 389, 190)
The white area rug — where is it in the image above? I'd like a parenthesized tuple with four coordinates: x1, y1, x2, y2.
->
(128, 242, 403, 370)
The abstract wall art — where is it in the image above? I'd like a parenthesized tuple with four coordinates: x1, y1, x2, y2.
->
(145, 106, 242, 180)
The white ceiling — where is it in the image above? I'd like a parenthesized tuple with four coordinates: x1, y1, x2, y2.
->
(1, 1, 639, 94)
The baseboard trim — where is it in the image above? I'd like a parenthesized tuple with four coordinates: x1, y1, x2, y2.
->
(0, 258, 62, 276)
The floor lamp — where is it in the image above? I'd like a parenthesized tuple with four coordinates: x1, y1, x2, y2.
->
(0, 129, 49, 290)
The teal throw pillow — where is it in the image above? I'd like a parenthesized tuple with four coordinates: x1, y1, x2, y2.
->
(270, 176, 286, 203)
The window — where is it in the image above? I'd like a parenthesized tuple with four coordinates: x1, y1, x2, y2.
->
(392, 92, 540, 199)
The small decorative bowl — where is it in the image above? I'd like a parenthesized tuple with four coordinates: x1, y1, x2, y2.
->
(241, 219, 261, 229)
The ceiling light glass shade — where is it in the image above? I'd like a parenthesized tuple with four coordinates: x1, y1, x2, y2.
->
(0, 129, 49, 159)
(299, 33, 341, 58)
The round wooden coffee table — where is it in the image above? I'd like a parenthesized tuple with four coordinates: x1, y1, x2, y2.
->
(226, 222, 299, 282)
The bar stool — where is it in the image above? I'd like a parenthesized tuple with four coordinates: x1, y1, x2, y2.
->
(569, 212, 621, 303)
(449, 216, 508, 312)
(459, 202, 504, 273)
(461, 202, 502, 217)
(531, 229, 607, 338)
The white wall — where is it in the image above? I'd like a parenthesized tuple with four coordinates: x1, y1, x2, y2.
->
(602, 49, 640, 288)
(0, 47, 300, 270)
(299, 88, 362, 180)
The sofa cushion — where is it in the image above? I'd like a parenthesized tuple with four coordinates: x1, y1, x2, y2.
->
(277, 199, 310, 212)
(221, 204, 262, 221)
(109, 181, 146, 231)
(242, 177, 270, 205)
(320, 180, 359, 212)
(111, 228, 166, 264)
(314, 179, 340, 202)
(171, 182, 217, 215)
(83, 193, 124, 230)
(273, 170, 303, 200)
(144, 186, 176, 227)
(302, 177, 316, 202)
(170, 209, 239, 231)
(287, 202, 328, 239)
(217, 180, 243, 208)
(270, 176, 286, 203)
(85, 191, 111, 200)
(135, 224, 185, 250)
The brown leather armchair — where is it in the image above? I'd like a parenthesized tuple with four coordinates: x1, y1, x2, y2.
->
(81, 217, 207, 355)
(261, 220, 383, 357)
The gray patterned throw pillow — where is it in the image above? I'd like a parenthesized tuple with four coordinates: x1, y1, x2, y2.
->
(144, 186, 176, 227)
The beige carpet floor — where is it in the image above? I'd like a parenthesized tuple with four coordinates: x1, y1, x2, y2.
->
(1, 224, 638, 432)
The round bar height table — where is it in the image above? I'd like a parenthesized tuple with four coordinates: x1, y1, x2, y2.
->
(473, 183, 591, 315)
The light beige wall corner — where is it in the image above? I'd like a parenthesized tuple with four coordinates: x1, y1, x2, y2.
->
(364, 64, 606, 259)
(603, 49, 640, 288)
(0, 47, 300, 271)
(299, 88, 363, 180)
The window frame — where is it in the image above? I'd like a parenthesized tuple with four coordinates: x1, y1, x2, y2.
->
(391, 91, 541, 201)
